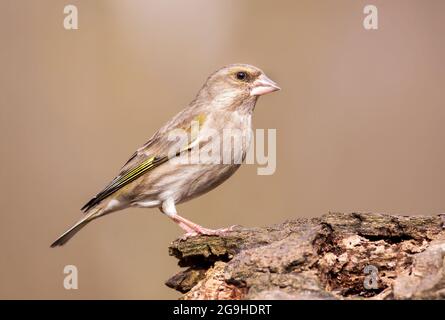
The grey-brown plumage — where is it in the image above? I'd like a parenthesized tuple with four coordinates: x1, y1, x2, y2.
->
(51, 64, 280, 247)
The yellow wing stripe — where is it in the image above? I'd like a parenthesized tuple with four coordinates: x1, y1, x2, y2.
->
(81, 114, 206, 212)
(81, 155, 167, 212)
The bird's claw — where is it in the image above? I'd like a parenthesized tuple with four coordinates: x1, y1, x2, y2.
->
(198, 225, 237, 236)
(179, 225, 238, 241)
(179, 232, 199, 241)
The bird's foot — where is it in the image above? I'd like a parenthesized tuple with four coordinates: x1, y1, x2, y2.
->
(198, 225, 238, 235)
(179, 232, 199, 241)
(179, 225, 237, 241)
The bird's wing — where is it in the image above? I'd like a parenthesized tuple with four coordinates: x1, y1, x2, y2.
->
(81, 109, 207, 212)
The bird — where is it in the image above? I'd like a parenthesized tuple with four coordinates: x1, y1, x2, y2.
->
(51, 64, 280, 247)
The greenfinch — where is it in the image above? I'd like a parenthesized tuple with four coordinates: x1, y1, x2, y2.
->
(51, 64, 280, 247)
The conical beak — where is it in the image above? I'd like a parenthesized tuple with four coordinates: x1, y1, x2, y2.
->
(250, 74, 281, 96)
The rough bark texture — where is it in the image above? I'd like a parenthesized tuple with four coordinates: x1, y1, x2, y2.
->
(166, 212, 445, 300)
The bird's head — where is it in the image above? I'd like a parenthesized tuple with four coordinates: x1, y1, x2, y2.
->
(197, 64, 280, 110)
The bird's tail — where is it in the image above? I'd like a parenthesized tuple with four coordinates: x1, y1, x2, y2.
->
(50, 209, 100, 247)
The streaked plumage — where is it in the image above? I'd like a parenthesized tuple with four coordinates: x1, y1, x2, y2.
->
(51, 64, 280, 247)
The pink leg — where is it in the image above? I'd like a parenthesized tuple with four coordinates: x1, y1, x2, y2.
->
(161, 199, 235, 239)
(169, 214, 236, 238)
(171, 218, 195, 234)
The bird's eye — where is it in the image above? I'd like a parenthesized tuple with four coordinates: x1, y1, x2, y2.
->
(236, 71, 248, 81)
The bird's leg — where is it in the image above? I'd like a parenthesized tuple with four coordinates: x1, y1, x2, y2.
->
(172, 218, 196, 234)
(161, 198, 235, 239)
(169, 215, 199, 239)
(161, 198, 199, 238)
(171, 214, 236, 237)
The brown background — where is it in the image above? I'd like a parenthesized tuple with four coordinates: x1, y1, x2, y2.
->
(1, 0, 444, 299)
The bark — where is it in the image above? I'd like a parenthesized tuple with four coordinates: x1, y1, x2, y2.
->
(166, 212, 445, 300)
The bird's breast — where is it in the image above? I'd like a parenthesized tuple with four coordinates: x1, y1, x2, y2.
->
(204, 111, 253, 163)
(151, 112, 253, 204)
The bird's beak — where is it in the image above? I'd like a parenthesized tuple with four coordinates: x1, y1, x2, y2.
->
(250, 74, 281, 96)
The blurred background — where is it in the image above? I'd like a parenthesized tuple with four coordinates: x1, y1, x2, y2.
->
(1, 0, 444, 299)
